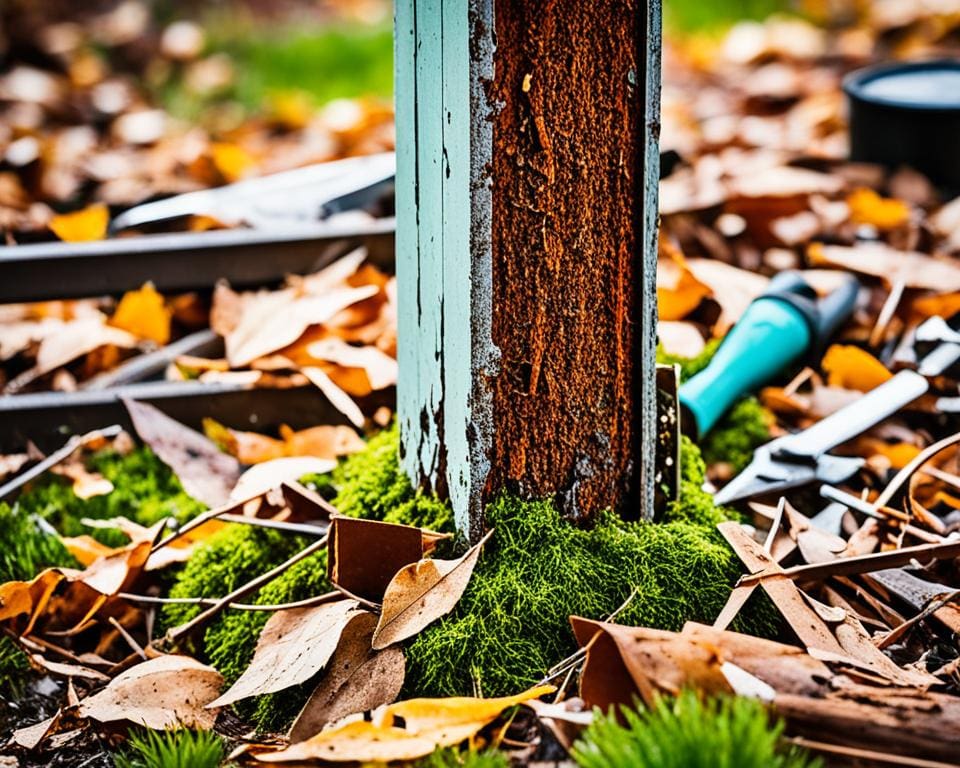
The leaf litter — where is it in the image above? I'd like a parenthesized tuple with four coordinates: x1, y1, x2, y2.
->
(8, 1, 960, 767)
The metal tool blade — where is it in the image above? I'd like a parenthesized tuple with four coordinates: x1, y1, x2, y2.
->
(714, 371, 927, 506)
(110, 152, 396, 232)
(713, 445, 818, 505)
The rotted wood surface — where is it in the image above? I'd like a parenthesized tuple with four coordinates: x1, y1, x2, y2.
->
(396, 0, 661, 537)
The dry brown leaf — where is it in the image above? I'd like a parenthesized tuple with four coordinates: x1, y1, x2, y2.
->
(372, 530, 493, 650)
(257, 685, 554, 764)
(226, 285, 379, 367)
(304, 338, 398, 390)
(685, 258, 769, 335)
(78, 655, 223, 730)
(203, 418, 286, 464)
(34, 317, 137, 377)
(207, 600, 362, 709)
(124, 398, 240, 507)
(302, 365, 367, 429)
(820, 344, 892, 392)
(0, 452, 30, 480)
(51, 458, 114, 499)
(109, 282, 172, 345)
(48, 203, 109, 242)
(280, 424, 365, 460)
(230, 456, 337, 500)
(288, 612, 405, 742)
(809, 242, 960, 292)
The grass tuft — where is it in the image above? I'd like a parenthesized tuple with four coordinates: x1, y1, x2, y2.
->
(0, 501, 79, 583)
(113, 728, 224, 768)
(572, 691, 821, 768)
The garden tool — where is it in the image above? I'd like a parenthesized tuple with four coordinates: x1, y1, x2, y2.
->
(914, 315, 960, 376)
(679, 271, 860, 438)
(714, 369, 929, 505)
(110, 151, 396, 232)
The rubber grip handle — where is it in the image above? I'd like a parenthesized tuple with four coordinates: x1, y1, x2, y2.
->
(773, 370, 929, 460)
(815, 274, 860, 349)
(679, 297, 812, 437)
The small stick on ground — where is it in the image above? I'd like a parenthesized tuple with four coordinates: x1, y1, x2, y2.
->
(120, 590, 341, 612)
(165, 534, 329, 646)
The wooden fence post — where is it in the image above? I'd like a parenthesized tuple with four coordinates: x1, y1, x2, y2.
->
(396, 0, 662, 539)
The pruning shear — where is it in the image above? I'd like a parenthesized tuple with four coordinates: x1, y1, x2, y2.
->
(110, 151, 396, 233)
(714, 369, 929, 505)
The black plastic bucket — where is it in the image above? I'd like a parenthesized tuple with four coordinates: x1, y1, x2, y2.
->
(844, 60, 960, 188)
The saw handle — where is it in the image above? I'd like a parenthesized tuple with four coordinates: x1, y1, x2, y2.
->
(774, 370, 929, 460)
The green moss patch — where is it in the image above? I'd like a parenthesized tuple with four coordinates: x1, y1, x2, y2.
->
(702, 396, 773, 474)
(16, 447, 205, 547)
(0, 501, 79, 583)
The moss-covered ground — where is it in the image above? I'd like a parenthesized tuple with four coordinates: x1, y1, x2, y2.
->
(7, 415, 777, 736)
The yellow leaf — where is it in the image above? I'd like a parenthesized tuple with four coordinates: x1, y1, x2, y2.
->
(821, 344, 892, 392)
(857, 439, 921, 469)
(49, 203, 109, 242)
(846, 188, 910, 230)
(269, 91, 313, 130)
(110, 282, 172, 345)
(255, 685, 555, 763)
(211, 142, 255, 183)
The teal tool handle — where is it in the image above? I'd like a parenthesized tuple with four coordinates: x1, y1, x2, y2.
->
(679, 297, 812, 438)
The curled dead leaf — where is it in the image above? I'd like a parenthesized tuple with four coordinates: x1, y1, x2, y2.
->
(372, 530, 493, 650)
(207, 600, 362, 709)
(288, 612, 405, 742)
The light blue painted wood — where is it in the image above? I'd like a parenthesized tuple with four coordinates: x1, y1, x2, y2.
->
(395, 0, 419, 492)
(397, 0, 491, 538)
(440, 0, 473, 535)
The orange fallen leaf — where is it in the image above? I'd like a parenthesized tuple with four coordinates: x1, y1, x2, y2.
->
(280, 424, 366, 460)
(109, 282, 172, 345)
(211, 142, 256, 183)
(657, 243, 711, 321)
(61, 535, 116, 567)
(911, 292, 960, 322)
(847, 188, 910, 230)
(49, 203, 109, 242)
(821, 345, 892, 392)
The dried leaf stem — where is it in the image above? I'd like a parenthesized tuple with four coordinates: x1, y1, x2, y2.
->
(166, 534, 329, 645)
